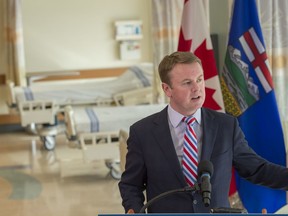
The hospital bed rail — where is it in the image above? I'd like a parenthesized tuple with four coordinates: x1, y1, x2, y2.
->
(5, 64, 154, 150)
(63, 103, 166, 179)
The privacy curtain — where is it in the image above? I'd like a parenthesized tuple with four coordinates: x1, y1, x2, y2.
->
(151, 0, 183, 103)
(3, 0, 26, 86)
(258, 0, 288, 148)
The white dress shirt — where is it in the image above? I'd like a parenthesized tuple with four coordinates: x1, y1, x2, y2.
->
(167, 104, 203, 164)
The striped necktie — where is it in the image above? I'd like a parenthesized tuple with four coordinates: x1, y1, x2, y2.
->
(182, 116, 198, 186)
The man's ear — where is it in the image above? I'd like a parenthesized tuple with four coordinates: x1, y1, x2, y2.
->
(162, 83, 172, 97)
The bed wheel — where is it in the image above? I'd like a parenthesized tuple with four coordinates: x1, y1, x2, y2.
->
(105, 159, 113, 169)
(110, 166, 121, 180)
(105, 160, 121, 180)
(41, 135, 56, 151)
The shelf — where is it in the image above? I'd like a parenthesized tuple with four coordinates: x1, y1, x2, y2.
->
(115, 20, 143, 41)
(116, 35, 143, 41)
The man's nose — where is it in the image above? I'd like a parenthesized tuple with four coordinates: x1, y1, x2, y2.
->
(191, 81, 200, 91)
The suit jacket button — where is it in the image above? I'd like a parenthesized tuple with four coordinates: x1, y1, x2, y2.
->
(193, 200, 197, 205)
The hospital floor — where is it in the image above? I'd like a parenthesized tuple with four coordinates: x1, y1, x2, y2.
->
(0, 83, 124, 215)
(0, 130, 124, 216)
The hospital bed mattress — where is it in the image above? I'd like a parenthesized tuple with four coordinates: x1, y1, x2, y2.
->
(13, 63, 153, 106)
(67, 103, 166, 136)
(64, 103, 167, 179)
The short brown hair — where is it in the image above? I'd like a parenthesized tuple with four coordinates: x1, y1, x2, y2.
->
(158, 51, 202, 86)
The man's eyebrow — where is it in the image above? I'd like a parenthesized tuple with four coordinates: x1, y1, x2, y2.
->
(197, 74, 204, 79)
(181, 78, 191, 82)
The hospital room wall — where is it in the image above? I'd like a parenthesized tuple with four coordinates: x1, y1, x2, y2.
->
(0, 0, 230, 78)
(21, 0, 153, 73)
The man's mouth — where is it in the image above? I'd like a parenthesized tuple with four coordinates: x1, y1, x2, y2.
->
(192, 96, 200, 100)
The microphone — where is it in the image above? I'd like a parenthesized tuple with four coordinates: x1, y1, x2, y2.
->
(138, 161, 213, 213)
(198, 160, 213, 207)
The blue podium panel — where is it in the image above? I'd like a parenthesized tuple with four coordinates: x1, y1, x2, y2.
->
(99, 214, 280, 216)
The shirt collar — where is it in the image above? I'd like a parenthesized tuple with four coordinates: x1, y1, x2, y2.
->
(168, 105, 201, 128)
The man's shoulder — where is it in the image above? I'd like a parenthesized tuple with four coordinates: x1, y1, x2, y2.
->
(132, 105, 167, 127)
(202, 107, 236, 121)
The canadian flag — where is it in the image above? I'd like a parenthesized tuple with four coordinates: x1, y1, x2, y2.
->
(177, 0, 237, 196)
(178, 0, 224, 112)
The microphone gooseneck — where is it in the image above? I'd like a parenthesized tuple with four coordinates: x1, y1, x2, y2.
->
(138, 184, 200, 213)
(139, 161, 213, 213)
(198, 160, 214, 207)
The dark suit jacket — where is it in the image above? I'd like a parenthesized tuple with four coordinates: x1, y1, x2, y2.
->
(118, 106, 288, 213)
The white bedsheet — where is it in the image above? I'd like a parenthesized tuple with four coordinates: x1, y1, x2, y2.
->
(14, 63, 153, 106)
(72, 103, 167, 134)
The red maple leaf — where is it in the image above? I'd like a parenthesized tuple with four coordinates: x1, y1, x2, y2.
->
(178, 29, 192, 52)
(203, 87, 222, 110)
(194, 39, 218, 80)
(194, 40, 222, 110)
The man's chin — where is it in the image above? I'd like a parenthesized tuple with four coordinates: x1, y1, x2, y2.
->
(191, 98, 203, 106)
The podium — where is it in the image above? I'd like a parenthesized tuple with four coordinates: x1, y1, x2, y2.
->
(99, 214, 277, 216)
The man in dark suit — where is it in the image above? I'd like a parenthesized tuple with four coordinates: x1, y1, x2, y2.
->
(118, 51, 288, 213)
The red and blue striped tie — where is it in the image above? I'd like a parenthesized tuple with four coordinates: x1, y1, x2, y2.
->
(182, 117, 198, 186)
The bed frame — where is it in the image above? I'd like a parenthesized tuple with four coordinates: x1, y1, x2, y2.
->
(63, 103, 166, 179)
(6, 64, 154, 150)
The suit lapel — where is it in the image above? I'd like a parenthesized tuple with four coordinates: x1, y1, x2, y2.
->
(152, 107, 187, 186)
(150, 108, 219, 185)
(200, 108, 218, 161)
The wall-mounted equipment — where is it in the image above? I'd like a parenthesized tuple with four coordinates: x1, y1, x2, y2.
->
(115, 20, 142, 60)
(115, 20, 143, 41)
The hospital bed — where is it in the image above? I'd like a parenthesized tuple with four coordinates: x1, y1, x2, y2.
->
(63, 103, 166, 179)
(6, 63, 154, 150)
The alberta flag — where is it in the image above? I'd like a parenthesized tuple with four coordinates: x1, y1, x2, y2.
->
(178, 0, 224, 112)
(220, 0, 287, 213)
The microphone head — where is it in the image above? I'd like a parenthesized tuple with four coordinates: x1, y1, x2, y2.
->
(198, 160, 213, 176)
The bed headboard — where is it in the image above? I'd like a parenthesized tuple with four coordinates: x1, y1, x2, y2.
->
(31, 67, 128, 83)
